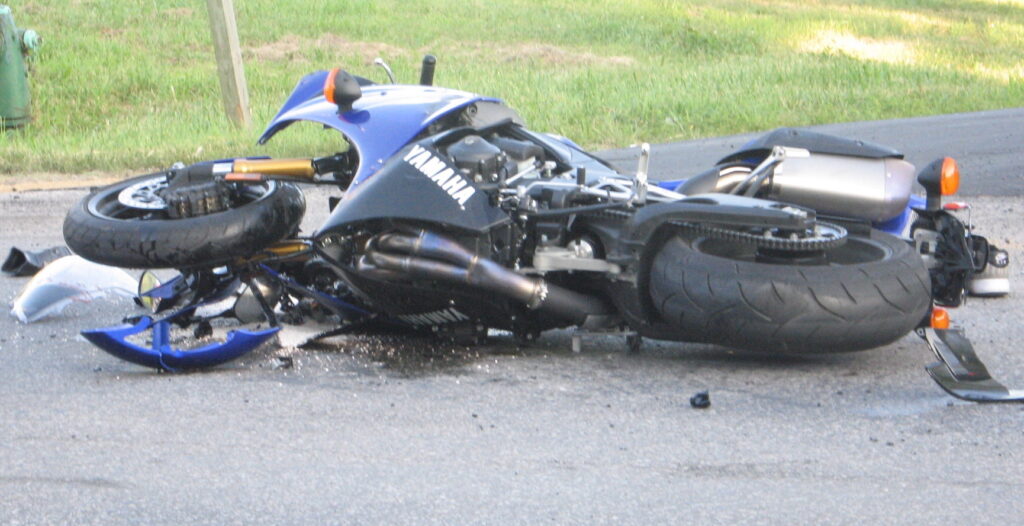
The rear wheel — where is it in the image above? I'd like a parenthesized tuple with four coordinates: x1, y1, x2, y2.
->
(64, 171, 305, 269)
(648, 228, 931, 353)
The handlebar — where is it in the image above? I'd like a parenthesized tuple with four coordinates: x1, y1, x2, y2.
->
(420, 55, 436, 86)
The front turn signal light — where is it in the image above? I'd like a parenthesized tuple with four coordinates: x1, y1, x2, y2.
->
(323, 68, 340, 104)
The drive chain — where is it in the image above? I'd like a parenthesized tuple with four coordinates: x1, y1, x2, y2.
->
(671, 220, 848, 251)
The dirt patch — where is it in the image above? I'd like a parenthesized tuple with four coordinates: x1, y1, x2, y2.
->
(799, 30, 915, 65)
(100, 27, 125, 39)
(0, 172, 135, 194)
(455, 42, 636, 67)
(162, 7, 194, 18)
(246, 36, 631, 68)
(245, 34, 405, 64)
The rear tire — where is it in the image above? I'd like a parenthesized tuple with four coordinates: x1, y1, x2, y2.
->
(648, 228, 931, 353)
(63, 172, 305, 269)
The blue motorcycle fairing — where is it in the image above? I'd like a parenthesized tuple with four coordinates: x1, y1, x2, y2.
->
(257, 79, 502, 185)
(82, 317, 279, 371)
(261, 70, 376, 132)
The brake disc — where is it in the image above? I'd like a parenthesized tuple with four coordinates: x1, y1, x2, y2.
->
(118, 176, 169, 210)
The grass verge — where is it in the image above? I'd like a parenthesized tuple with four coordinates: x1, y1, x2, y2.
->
(1, 0, 1022, 176)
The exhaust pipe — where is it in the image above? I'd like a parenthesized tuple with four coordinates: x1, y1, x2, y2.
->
(364, 231, 610, 324)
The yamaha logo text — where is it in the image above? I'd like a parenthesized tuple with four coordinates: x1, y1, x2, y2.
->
(403, 145, 477, 207)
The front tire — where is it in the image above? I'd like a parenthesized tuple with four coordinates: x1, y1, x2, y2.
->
(648, 228, 931, 353)
(64, 172, 305, 269)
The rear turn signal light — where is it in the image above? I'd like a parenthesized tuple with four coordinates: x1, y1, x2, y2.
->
(931, 308, 950, 330)
(941, 157, 959, 196)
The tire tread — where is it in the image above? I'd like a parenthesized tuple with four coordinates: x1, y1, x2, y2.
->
(649, 229, 931, 353)
(63, 176, 305, 269)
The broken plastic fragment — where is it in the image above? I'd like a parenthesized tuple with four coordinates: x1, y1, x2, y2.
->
(2, 246, 71, 277)
(10, 255, 138, 323)
(82, 316, 280, 371)
(690, 390, 711, 409)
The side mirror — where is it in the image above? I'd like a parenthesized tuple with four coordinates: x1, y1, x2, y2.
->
(323, 68, 362, 113)
(137, 270, 161, 312)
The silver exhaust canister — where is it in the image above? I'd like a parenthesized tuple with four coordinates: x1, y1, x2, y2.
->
(768, 153, 916, 223)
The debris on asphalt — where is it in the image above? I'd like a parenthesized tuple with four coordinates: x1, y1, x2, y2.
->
(690, 390, 711, 409)
(2, 245, 71, 276)
(10, 255, 137, 323)
(275, 355, 294, 369)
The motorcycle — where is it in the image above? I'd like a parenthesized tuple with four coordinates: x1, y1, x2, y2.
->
(62, 56, 1021, 402)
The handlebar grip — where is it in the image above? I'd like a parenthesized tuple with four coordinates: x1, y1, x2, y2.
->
(420, 55, 436, 86)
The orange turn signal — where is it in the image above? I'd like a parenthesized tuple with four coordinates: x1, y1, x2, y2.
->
(931, 308, 950, 330)
(323, 68, 340, 104)
(940, 157, 959, 196)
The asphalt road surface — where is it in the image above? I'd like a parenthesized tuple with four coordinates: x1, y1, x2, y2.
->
(2, 109, 1023, 525)
(600, 107, 1024, 196)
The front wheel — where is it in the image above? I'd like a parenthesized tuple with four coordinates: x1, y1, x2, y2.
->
(64, 171, 305, 269)
(648, 228, 931, 353)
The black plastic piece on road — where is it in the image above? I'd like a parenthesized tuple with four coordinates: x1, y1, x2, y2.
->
(690, 391, 711, 409)
(921, 327, 1024, 403)
(2, 245, 71, 276)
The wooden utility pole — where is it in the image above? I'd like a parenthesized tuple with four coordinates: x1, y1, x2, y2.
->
(206, 0, 251, 128)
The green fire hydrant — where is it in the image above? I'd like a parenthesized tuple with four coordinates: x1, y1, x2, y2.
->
(0, 5, 41, 129)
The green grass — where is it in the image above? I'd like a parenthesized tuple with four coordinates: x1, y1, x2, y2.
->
(1, 0, 1022, 176)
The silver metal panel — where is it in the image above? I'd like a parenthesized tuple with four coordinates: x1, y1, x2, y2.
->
(770, 154, 915, 222)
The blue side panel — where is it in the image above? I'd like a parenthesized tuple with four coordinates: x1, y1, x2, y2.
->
(257, 83, 502, 185)
(875, 194, 925, 236)
(656, 179, 687, 191)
